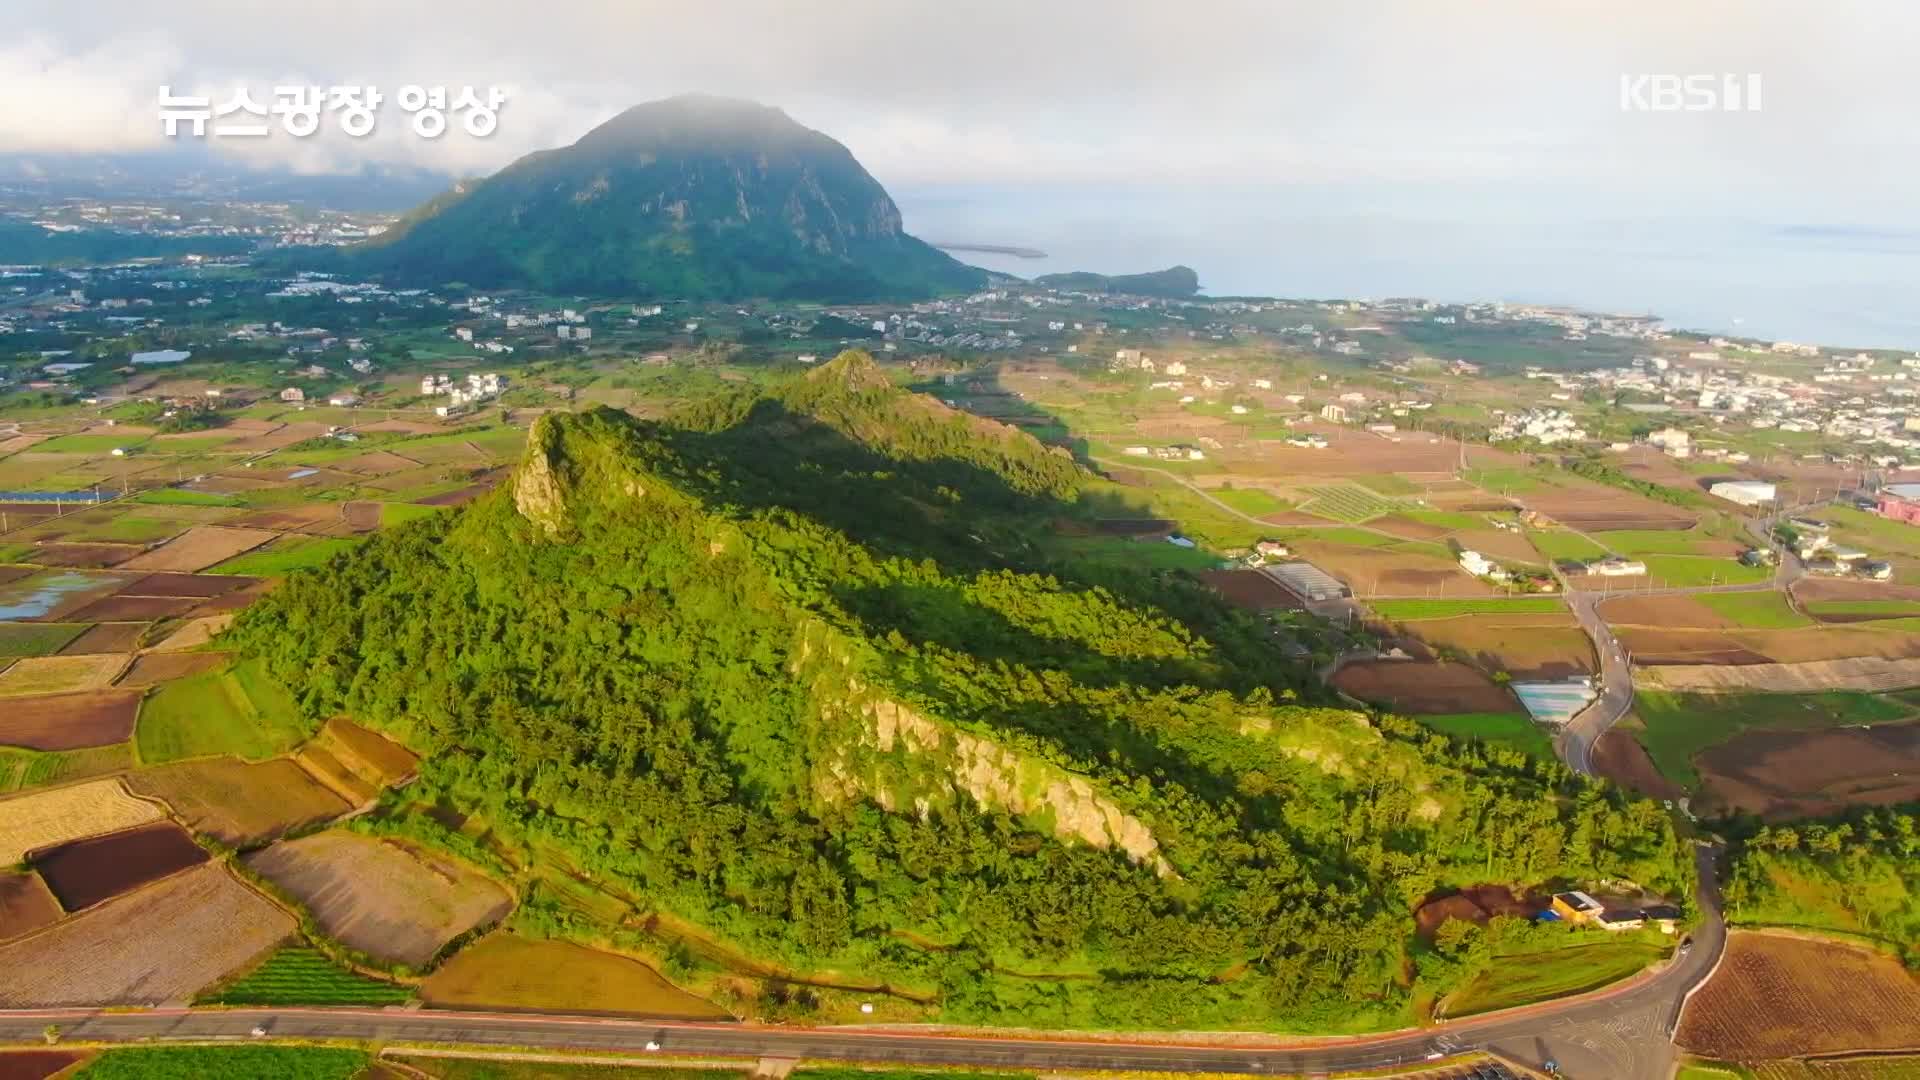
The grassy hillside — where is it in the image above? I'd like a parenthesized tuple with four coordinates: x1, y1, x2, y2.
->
(230, 351, 1689, 1032)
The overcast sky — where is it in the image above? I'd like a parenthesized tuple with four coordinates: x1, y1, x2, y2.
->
(5, 0, 1915, 228)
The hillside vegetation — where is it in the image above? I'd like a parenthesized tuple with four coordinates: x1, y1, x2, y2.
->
(231, 350, 1688, 1031)
(1725, 807, 1920, 961)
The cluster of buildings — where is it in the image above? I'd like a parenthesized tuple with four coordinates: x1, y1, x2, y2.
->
(1490, 407, 1588, 446)
(419, 372, 506, 416)
(1788, 516, 1893, 580)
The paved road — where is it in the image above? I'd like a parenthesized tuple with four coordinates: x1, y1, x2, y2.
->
(0, 871, 1723, 1079)
(1557, 590, 1635, 776)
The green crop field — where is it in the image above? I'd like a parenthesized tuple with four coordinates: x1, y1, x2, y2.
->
(1445, 936, 1667, 1017)
(135, 658, 311, 763)
(0, 622, 86, 657)
(1527, 530, 1609, 562)
(132, 488, 244, 507)
(30, 434, 150, 455)
(71, 1045, 369, 1080)
(1632, 690, 1914, 788)
(1369, 597, 1565, 620)
(209, 537, 361, 576)
(1464, 466, 1550, 495)
(1302, 484, 1398, 524)
(1640, 554, 1770, 587)
(1351, 473, 1421, 496)
(0, 743, 133, 793)
(1418, 713, 1554, 758)
(1209, 487, 1290, 515)
(1694, 591, 1811, 628)
(203, 945, 413, 1006)
(381, 502, 447, 527)
(1592, 529, 1712, 556)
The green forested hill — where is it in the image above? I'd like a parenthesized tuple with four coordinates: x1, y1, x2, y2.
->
(1724, 808, 1920, 959)
(327, 95, 984, 300)
(230, 350, 1688, 1030)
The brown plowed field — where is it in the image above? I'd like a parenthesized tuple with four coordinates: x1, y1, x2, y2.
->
(245, 831, 511, 967)
(0, 871, 61, 940)
(1389, 616, 1596, 679)
(62, 593, 200, 621)
(1792, 579, 1920, 605)
(0, 1050, 88, 1079)
(342, 501, 383, 530)
(1592, 729, 1684, 801)
(149, 614, 234, 651)
(119, 572, 253, 598)
(116, 526, 277, 572)
(1678, 931, 1920, 1060)
(23, 542, 141, 568)
(1619, 625, 1920, 667)
(316, 717, 418, 785)
(114, 651, 232, 687)
(229, 504, 352, 534)
(1331, 660, 1516, 714)
(1292, 542, 1499, 596)
(56, 622, 147, 654)
(1369, 515, 1454, 541)
(1199, 569, 1304, 611)
(128, 757, 350, 846)
(1695, 723, 1920, 820)
(0, 690, 140, 750)
(0, 861, 293, 1007)
(1601, 594, 1736, 629)
(34, 821, 209, 911)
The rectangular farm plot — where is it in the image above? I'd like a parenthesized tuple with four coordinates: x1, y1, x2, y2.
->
(0, 779, 166, 864)
(115, 526, 278, 573)
(118, 572, 255, 598)
(60, 593, 200, 621)
(0, 569, 129, 621)
(420, 933, 728, 1018)
(1678, 931, 1920, 1060)
(0, 690, 140, 751)
(0, 861, 294, 1007)
(0, 622, 86, 657)
(245, 831, 512, 967)
(0, 871, 62, 940)
(127, 757, 351, 847)
(23, 541, 146, 568)
(34, 821, 210, 911)
(115, 650, 232, 688)
(55, 622, 147, 655)
(135, 658, 309, 763)
(0, 654, 128, 697)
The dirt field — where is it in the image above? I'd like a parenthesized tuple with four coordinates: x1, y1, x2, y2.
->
(119, 572, 254, 598)
(1386, 614, 1596, 679)
(1413, 884, 1543, 940)
(0, 690, 141, 750)
(149, 613, 235, 651)
(317, 718, 419, 785)
(0, 872, 61, 940)
(342, 501, 383, 530)
(229, 504, 356, 535)
(1637, 655, 1920, 693)
(34, 821, 210, 911)
(1591, 729, 1684, 801)
(0, 861, 293, 1007)
(1199, 569, 1303, 611)
(23, 542, 142, 568)
(62, 593, 201, 621)
(56, 622, 147, 654)
(0, 778, 166, 864)
(114, 650, 233, 687)
(1678, 931, 1920, 1061)
(1694, 723, 1920, 820)
(419, 933, 729, 1018)
(0, 1050, 87, 1079)
(1601, 594, 1738, 630)
(116, 526, 278, 572)
(1292, 541, 1500, 596)
(1621, 627, 1920, 669)
(1792, 579, 1920, 605)
(1331, 660, 1516, 713)
(128, 757, 351, 846)
(245, 831, 512, 967)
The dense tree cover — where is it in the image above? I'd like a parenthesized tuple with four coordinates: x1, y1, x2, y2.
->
(230, 353, 1688, 1031)
(324, 95, 983, 301)
(1724, 807, 1920, 961)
